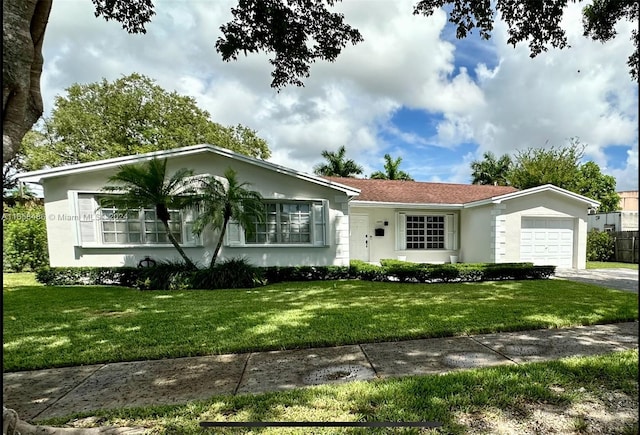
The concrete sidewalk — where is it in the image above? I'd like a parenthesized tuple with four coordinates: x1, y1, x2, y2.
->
(4, 322, 638, 423)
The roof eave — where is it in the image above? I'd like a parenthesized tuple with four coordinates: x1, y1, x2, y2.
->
(464, 184, 601, 208)
(350, 200, 464, 209)
(16, 144, 361, 197)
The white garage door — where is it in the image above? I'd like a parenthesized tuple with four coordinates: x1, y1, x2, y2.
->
(520, 218, 574, 267)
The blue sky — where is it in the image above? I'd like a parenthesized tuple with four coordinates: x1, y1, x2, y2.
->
(39, 0, 638, 190)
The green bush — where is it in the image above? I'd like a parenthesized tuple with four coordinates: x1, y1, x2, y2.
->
(193, 257, 264, 289)
(136, 260, 196, 290)
(35, 260, 556, 288)
(3, 205, 49, 272)
(36, 266, 141, 286)
(586, 229, 615, 261)
(263, 265, 351, 283)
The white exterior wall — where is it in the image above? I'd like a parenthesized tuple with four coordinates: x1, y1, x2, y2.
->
(349, 206, 460, 264)
(42, 153, 351, 267)
(459, 206, 493, 263)
(498, 191, 590, 269)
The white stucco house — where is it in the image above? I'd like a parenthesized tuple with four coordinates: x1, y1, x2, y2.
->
(18, 144, 599, 269)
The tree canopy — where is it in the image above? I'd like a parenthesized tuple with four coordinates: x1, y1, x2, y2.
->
(313, 146, 363, 178)
(370, 154, 414, 181)
(16, 73, 271, 171)
(470, 140, 621, 212)
(3, 0, 637, 165)
(470, 151, 512, 186)
(574, 161, 620, 213)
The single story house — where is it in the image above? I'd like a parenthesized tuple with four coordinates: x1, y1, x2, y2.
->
(18, 144, 599, 269)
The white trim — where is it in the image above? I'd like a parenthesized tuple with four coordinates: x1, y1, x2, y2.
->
(464, 184, 600, 208)
(16, 144, 361, 197)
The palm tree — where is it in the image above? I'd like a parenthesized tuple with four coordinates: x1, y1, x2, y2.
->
(313, 145, 363, 177)
(192, 168, 264, 269)
(101, 158, 198, 268)
(370, 154, 414, 180)
(470, 151, 512, 186)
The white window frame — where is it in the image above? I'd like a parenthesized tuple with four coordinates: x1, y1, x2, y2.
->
(226, 199, 328, 247)
(396, 212, 458, 251)
(69, 191, 201, 248)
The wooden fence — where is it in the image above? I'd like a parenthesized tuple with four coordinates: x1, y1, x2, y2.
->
(610, 231, 639, 264)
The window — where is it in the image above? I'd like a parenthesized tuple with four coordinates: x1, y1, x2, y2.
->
(397, 212, 457, 251)
(99, 206, 195, 245)
(230, 200, 327, 246)
(406, 215, 445, 249)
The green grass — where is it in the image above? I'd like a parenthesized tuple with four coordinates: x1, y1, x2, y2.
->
(38, 350, 638, 434)
(2, 272, 41, 287)
(587, 261, 638, 270)
(4, 273, 637, 371)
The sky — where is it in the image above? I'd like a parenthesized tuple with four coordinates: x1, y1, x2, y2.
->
(40, 0, 638, 190)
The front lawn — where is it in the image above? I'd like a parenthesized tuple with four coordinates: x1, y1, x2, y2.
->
(4, 273, 637, 372)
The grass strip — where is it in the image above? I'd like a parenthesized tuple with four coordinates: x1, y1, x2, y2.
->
(586, 261, 638, 270)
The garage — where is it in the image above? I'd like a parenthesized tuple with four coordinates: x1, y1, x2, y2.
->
(520, 218, 574, 267)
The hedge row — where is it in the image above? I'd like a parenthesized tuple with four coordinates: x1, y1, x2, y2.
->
(374, 260, 556, 282)
(35, 259, 555, 289)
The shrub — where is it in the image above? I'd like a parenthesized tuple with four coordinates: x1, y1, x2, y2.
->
(3, 204, 49, 272)
(36, 266, 140, 286)
(586, 229, 615, 261)
(262, 265, 351, 283)
(135, 259, 197, 290)
(193, 257, 264, 289)
(35, 260, 556, 288)
(348, 260, 387, 281)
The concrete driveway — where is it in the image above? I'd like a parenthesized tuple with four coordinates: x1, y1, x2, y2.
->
(554, 268, 638, 293)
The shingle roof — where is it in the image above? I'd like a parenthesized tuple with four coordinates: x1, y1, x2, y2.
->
(324, 177, 518, 205)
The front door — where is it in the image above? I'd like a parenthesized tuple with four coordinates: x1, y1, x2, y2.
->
(350, 214, 370, 262)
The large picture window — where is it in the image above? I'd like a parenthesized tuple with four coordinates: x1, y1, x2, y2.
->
(397, 212, 457, 251)
(406, 215, 445, 249)
(99, 206, 196, 245)
(228, 200, 327, 246)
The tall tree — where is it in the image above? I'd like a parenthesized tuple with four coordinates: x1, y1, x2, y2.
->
(575, 161, 620, 213)
(508, 141, 584, 190)
(18, 74, 270, 171)
(506, 140, 620, 210)
(370, 154, 414, 181)
(4, 1, 637, 164)
(313, 146, 363, 178)
(470, 151, 512, 186)
(192, 168, 264, 269)
(101, 158, 198, 269)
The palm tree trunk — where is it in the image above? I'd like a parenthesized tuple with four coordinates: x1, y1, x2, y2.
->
(160, 220, 196, 269)
(209, 216, 229, 270)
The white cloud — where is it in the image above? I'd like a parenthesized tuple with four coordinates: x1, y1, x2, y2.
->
(435, 2, 638, 188)
(39, 0, 637, 189)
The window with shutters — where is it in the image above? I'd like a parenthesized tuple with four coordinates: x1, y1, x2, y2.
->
(72, 193, 199, 246)
(99, 207, 189, 245)
(397, 212, 458, 251)
(233, 200, 327, 246)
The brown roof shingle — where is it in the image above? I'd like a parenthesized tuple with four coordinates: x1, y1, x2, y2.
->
(324, 177, 518, 205)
